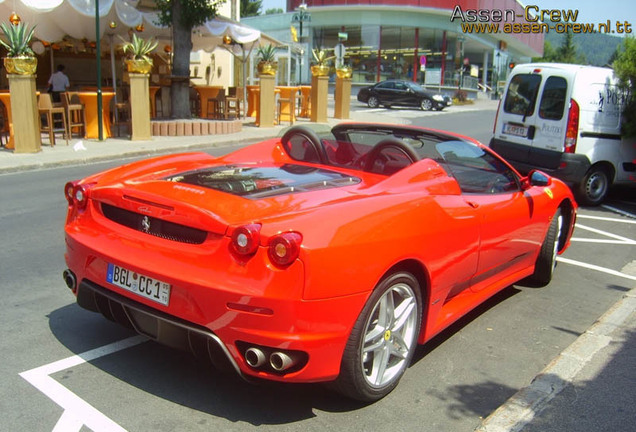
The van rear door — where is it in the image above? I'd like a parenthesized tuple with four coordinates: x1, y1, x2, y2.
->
(495, 72, 543, 163)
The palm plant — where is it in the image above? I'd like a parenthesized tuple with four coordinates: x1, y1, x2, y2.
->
(256, 44, 277, 63)
(0, 22, 36, 57)
(312, 48, 335, 66)
(121, 33, 158, 62)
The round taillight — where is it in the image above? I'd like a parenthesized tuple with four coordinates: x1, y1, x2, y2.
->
(74, 184, 89, 210)
(268, 232, 302, 267)
(231, 224, 261, 255)
(64, 181, 76, 205)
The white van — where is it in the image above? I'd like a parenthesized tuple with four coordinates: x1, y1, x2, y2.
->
(490, 63, 636, 205)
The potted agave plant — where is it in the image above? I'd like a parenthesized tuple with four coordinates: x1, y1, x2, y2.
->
(336, 63, 353, 79)
(0, 21, 37, 75)
(121, 33, 158, 74)
(256, 44, 278, 76)
(311, 48, 335, 77)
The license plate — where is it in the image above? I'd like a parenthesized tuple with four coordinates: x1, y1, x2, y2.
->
(106, 263, 171, 306)
(503, 123, 528, 137)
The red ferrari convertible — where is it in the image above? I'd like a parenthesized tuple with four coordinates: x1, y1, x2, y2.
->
(63, 123, 576, 401)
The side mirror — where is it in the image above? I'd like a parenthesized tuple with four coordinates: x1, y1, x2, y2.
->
(525, 170, 552, 188)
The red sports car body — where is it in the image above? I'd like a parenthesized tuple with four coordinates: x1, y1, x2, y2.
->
(63, 123, 576, 401)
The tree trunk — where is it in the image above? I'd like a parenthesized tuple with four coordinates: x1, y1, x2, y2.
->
(171, 0, 193, 119)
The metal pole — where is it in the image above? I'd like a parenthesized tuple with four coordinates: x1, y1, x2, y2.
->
(95, 0, 103, 140)
(109, 34, 119, 126)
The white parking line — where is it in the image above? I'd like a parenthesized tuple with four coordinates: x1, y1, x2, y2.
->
(571, 223, 636, 245)
(557, 257, 636, 281)
(20, 336, 146, 432)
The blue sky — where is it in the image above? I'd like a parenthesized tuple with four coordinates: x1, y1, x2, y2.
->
(259, 0, 636, 35)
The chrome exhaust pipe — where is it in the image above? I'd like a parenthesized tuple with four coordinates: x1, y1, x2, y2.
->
(63, 269, 77, 291)
(245, 347, 267, 368)
(270, 351, 296, 371)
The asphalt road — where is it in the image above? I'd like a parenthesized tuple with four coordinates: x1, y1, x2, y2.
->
(1, 109, 635, 432)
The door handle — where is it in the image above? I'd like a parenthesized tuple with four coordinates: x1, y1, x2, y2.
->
(466, 201, 479, 209)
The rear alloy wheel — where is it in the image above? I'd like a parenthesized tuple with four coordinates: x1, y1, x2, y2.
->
(367, 96, 380, 108)
(529, 209, 562, 286)
(420, 98, 433, 111)
(333, 272, 421, 402)
(577, 166, 610, 206)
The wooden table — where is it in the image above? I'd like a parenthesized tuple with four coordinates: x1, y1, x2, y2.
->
(193, 86, 225, 118)
(77, 91, 115, 139)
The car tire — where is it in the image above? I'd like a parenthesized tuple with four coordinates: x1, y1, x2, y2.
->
(529, 209, 562, 286)
(367, 96, 380, 108)
(333, 271, 421, 402)
(576, 166, 610, 206)
(420, 98, 433, 111)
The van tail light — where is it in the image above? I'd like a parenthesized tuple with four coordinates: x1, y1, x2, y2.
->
(268, 232, 302, 268)
(493, 99, 502, 134)
(564, 98, 579, 153)
(231, 224, 261, 255)
(64, 181, 92, 210)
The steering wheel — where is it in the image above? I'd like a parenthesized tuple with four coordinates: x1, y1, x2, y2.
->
(363, 138, 419, 173)
(281, 126, 328, 164)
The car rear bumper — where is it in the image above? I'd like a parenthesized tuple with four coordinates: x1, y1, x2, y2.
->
(64, 229, 368, 383)
(489, 138, 590, 185)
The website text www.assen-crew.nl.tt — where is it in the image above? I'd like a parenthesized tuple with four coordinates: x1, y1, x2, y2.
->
(451, 5, 633, 35)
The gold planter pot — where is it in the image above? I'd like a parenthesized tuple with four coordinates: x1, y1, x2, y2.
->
(257, 61, 278, 76)
(336, 67, 352, 79)
(125, 58, 153, 74)
(311, 64, 330, 77)
(4, 56, 37, 75)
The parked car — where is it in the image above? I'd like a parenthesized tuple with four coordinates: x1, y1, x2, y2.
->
(490, 63, 636, 206)
(357, 80, 451, 110)
(63, 123, 576, 402)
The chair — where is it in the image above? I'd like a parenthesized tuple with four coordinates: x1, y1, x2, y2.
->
(206, 89, 225, 119)
(62, 92, 86, 139)
(38, 93, 68, 146)
(111, 99, 130, 137)
(276, 88, 297, 125)
(224, 87, 244, 119)
(0, 101, 9, 147)
(189, 87, 200, 117)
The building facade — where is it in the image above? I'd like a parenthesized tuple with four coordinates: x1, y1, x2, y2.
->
(244, 0, 543, 94)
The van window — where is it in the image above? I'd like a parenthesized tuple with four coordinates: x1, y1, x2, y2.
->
(539, 76, 567, 120)
(503, 74, 541, 116)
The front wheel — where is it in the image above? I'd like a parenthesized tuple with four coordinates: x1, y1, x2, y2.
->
(333, 272, 421, 402)
(576, 166, 611, 206)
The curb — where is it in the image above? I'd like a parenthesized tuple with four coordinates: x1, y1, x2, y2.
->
(475, 286, 636, 432)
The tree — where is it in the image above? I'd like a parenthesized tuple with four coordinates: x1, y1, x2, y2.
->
(155, 0, 224, 119)
(265, 8, 284, 15)
(557, 31, 586, 64)
(240, 0, 262, 17)
(613, 37, 636, 137)
(533, 40, 558, 62)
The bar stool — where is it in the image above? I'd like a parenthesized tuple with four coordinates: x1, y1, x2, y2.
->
(62, 92, 86, 139)
(38, 93, 68, 146)
(224, 87, 244, 119)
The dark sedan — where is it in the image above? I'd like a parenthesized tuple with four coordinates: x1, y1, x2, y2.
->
(357, 80, 451, 111)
